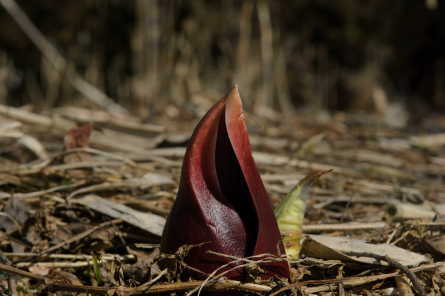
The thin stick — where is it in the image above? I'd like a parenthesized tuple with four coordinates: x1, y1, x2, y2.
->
(39, 219, 123, 255)
(17, 261, 105, 268)
(191, 252, 289, 296)
(8, 254, 135, 269)
(153, 280, 271, 294)
(3, 253, 135, 261)
(0, 263, 46, 281)
(0, 0, 128, 115)
(44, 160, 125, 173)
(0, 263, 271, 295)
(0, 182, 85, 201)
(60, 147, 137, 167)
(302, 222, 387, 233)
(270, 262, 443, 296)
(0, 105, 73, 131)
(105, 269, 168, 296)
(347, 252, 426, 296)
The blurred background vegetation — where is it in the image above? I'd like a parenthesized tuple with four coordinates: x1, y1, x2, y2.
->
(0, 0, 444, 122)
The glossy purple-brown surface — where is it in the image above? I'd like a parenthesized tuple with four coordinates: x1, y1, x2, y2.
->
(160, 87, 289, 279)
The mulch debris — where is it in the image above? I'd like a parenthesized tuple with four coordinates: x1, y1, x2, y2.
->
(1, 103, 445, 295)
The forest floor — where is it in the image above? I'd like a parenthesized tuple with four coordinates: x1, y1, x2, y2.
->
(1, 101, 445, 295)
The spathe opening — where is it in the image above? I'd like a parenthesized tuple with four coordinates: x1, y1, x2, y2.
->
(215, 110, 258, 257)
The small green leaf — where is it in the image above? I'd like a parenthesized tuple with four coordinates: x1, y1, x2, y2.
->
(91, 256, 102, 285)
(275, 170, 330, 259)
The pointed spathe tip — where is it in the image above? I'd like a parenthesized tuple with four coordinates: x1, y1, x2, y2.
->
(228, 84, 240, 98)
(226, 84, 243, 114)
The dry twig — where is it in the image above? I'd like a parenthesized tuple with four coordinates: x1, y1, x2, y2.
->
(39, 219, 123, 256)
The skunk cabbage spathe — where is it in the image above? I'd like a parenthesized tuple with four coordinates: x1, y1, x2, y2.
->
(160, 87, 289, 279)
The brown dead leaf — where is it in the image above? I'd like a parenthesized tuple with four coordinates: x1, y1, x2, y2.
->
(63, 123, 94, 179)
(28, 265, 51, 276)
(64, 123, 93, 150)
(426, 235, 445, 256)
(0, 197, 30, 233)
(74, 195, 166, 236)
(64, 123, 93, 164)
(302, 234, 428, 267)
(47, 269, 83, 285)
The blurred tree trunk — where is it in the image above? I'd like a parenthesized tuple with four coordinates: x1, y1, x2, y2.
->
(255, 0, 274, 113)
(131, 0, 159, 116)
